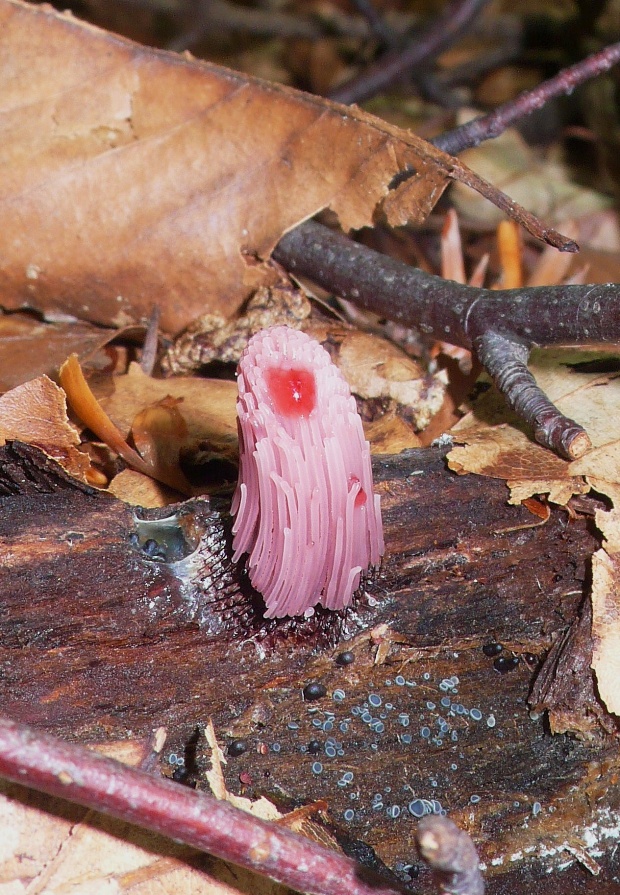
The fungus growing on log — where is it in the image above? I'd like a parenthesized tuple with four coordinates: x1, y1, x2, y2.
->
(231, 326, 384, 618)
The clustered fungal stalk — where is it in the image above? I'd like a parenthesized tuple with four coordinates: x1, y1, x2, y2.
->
(232, 326, 384, 618)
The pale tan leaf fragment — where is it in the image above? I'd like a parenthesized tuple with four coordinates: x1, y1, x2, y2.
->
(595, 507, 620, 553)
(60, 354, 192, 493)
(590, 549, 620, 717)
(108, 468, 182, 507)
(448, 425, 588, 505)
(0, 375, 92, 482)
(204, 720, 282, 821)
(94, 363, 238, 459)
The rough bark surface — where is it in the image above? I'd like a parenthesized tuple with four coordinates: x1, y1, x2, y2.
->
(0, 441, 617, 893)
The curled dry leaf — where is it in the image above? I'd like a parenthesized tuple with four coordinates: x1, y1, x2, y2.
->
(93, 362, 238, 459)
(0, 0, 572, 335)
(59, 354, 190, 493)
(590, 547, 620, 717)
(448, 424, 589, 505)
(0, 375, 92, 482)
(0, 314, 117, 395)
(449, 348, 620, 506)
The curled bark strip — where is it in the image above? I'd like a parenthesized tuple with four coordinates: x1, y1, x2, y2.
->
(273, 221, 619, 456)
(0, 714, 409, 895)
(416, 815, 484, 895)
(474, 331, 591, 460)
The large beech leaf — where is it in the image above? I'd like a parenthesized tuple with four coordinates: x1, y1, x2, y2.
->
(0, 0, 560, 335)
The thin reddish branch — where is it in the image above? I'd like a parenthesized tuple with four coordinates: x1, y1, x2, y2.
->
(329, 0, 491, 105)
(433, 40, 620, 154)
(0, 714, 410, 895)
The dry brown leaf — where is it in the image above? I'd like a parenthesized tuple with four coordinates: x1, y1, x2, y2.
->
(130, 396, 196, 494)
(590, 548, 620, 717)
(0, 375, 92, 481)
(448, 424, 588, 505)
(0, 0, 454, 335)
(364, 413, 422, 453)
(95, 362, 238, 457)
(0, 314, 116, 395)
(0, 738, 290, 895)
(0, 1, 571, 335)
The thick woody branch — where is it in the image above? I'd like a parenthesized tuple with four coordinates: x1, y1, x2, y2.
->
(273, 220, 620, 458)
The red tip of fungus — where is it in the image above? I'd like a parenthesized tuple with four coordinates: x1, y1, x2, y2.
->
(231, 326, 384, 619)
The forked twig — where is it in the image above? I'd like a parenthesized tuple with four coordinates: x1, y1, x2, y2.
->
(273, 221, 619, 459)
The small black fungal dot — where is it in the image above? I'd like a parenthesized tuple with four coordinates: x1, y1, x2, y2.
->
(482, 642, 503, 657)
(335, 651, 355, 666)
(307, 740, 321, 754)
(523, 652, 538, 666)
(227, 740, 248, 757)
(303, 682, 327, 701)
(172, 767, 196, 787)
(493, 655, 519, 674)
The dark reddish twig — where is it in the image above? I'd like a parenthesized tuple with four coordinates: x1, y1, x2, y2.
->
(273, 221, 620, 459)
(0, 714, 409, 895)
(432, 40, 620, 154)
(350, 0, 395, 46)
(416, 816, 484, 895)
(329, 0, 491, 105)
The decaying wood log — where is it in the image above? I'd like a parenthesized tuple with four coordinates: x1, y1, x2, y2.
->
(0, 440, 617, 893)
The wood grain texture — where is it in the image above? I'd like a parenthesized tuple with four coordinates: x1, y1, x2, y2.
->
(0, 441, 616, 892)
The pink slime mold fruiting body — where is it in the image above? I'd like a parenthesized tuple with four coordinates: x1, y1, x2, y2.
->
(231, 326, 384, 618)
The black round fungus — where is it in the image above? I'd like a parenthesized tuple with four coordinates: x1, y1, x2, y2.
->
(482, 642, 503, 657)
(335, 651, 355, 666)
(303, 682, 327, 701)
(227, 739, 248, 757)
(493, 655, 519, 674)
